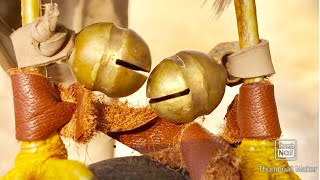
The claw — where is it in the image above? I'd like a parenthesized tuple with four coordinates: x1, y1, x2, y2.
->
(1, 132, 94, 180)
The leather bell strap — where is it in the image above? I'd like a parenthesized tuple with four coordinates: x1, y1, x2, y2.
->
(10, 3, 75, 68)
(223, 81, 281, 143)
(209, 39, 275, 80)
(58, 83, 158, 143)
(227, 39, 275, 78)
(8, 70, 157, 142)
(108, 120, 240, 180)
(59, 82, 240, 179)
(9, 69, 76, 141)
(57, 83, 240, 179)
(9, 71, 239, 179)
(208, 41, 241, 84)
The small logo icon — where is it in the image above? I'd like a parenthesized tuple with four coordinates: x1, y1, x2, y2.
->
(275, 139, 297, 161)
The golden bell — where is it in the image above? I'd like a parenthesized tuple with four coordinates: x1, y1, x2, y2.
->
(146, 51, 227, 123)
(71, 23, 151, 97)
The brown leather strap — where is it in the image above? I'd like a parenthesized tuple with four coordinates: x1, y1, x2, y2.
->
(58, 83, 99, 143)
(9, 71, 156, 143)
(10, 71, 239, 179)
(181, 124, 239, 180)
(9, 69, 76, 141)
(108, 118, 184, 153)
(9, 71, 239, 179)
(222, 95, 242, 144)
(109, 121, 240, 180)
(223, 81, 281, 141)
(238, 81, 281, 139)
(58, 83, 157, 143)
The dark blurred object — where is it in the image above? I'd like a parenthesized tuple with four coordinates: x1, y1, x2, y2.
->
(0, 0, 21, 29)
(42, 0, 128, 31)
(89, 156, 190, 180)
(0, 17, 17, 70)
(0, 0, 129, 31)
(0, 0, 20, 71)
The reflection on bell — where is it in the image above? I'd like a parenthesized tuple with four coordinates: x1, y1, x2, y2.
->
(71, 23, 151, 98)
(147, 51, 227, 123)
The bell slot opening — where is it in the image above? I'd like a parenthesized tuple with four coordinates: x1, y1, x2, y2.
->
(115, 59, 150, 77)
(149, 88, 190, 104)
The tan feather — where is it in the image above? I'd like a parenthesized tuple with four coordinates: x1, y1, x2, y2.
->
(204, 0, 232, 17)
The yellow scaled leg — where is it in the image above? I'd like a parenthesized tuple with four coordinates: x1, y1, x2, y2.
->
(1, 132, 94, 180)
(2, 1, 94, 179)
(235, 139, 300, 180)
(39, 158, 94, 179)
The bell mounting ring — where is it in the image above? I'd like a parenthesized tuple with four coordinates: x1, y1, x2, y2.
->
(227, 39, 275, 79)
(209, 39, 275, 83)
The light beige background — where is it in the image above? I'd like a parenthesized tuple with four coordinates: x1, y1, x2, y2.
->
(1, 0, 319, 179)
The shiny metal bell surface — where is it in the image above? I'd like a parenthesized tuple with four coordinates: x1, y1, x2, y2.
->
(147, 51, 227, 123)
(71, 23, 151, 97)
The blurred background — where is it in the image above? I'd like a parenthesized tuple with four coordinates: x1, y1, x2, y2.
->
(0, 0, 318, 179)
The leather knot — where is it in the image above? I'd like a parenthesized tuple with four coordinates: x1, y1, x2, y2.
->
(10, 3, 75, 68)
(30, 3, 68, 57)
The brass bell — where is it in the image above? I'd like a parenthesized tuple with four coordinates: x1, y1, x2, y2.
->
(146, 51, 227, 123)
(71, 23, 151, 97)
